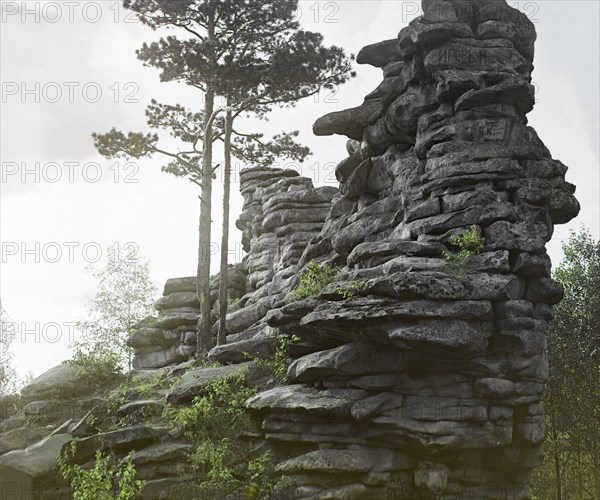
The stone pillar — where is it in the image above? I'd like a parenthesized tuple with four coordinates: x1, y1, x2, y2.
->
(246, 1, 580, 498)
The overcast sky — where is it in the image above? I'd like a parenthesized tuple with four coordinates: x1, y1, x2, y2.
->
(1, 0, 598, 381)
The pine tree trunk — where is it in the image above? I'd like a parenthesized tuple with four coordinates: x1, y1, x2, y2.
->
(197, 18, 216, 356)
(197, 88, 214, 355)
(217, 104, 233, 346)
(552, 417, 563, 500)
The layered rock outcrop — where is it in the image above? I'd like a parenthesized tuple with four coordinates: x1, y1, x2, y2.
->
(242, 1, 580, 498)
(129, 277, 199, 370)
(129, 269, 247, 369)
(128, 168, 337, 369)
(207, 167, 338, 364)
(0, 361, 225, 499)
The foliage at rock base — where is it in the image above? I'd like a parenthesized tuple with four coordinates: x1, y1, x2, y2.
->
(163, 370, 293, 498)
(58, 442, 144, 500)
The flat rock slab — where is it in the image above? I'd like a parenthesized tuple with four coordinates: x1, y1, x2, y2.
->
(226, 301, 267, 334)
(20, 364, 83, 402)
(0, 433, 72, 479)
(384, 319, 489, 353)
(276, 449, 373, 474)
(140, 477, 193, 500)
(287, 342, 410, 383)
(207, 336, 276, 365)
(240, 166, 299, 185)
(117, 400, 163, 417)
(154, 308, 200, 329)
(348, 239, 445, 262)
(263, 186, 338, 213)
(0, 415, 28, 433)
(131, 441, 194, 465)
(299, 299, 493, 328)
(154, 292, 199, 311)
(0, 426, 49, 455)
(162, 277, 196, 295)
(166, 362, 253, 404)
(133, 345, 195, 370)
(246, 385, 363, 418)
(68, 426, 170, 463)
(128, 328, 181, 349)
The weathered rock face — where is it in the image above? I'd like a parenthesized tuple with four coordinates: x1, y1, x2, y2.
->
(243, 1, 579, 498)
(0, 365, 112, 500)
(129, 267, 248, 369)
(128, 278, 199, 369)
(206, 167, 338, 364)
(0, 361, 201, 500)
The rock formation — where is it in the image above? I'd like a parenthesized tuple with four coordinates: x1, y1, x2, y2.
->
(0, 364, 105, 499)
(129, 269, 247, 370)
(129, 277, 199, 370)
(207, 167, 337, 364)
(128, 167, 337, 369)
(241, 1, 580, 498)
(0, 1, 581, 498)
(0, 169, 338, 500)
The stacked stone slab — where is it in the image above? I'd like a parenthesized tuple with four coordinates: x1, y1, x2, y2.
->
(128, 277, 199, 369)
(245, 1, 580, 498)
(208, 167, 339, 364)
(129, 269, 246, 369)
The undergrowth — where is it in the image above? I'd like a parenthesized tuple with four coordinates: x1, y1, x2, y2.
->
(58, 442, 144, 500)
(163, 370, 293, 498)
(290, 260, 340, 301)
(254, 333, 296, 385)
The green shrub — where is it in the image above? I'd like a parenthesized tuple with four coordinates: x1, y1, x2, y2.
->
(106, 374, 165, 419)
(291, 260, 341, 301)
(443, 225, 485, 280)
(163, 371, 293, 498)
(191, 438, 241, 494)
(164, 370, 256, 442)
(67, 345, 123, 388)
(449, 225, 485, 253)
(336, 279, 365, 300)
(254, 334, 296, 385)
(58, 441, 144, 500)
(191, 442, 290, 499)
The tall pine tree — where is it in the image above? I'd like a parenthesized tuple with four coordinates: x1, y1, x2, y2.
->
(94, 0, 354, 354)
